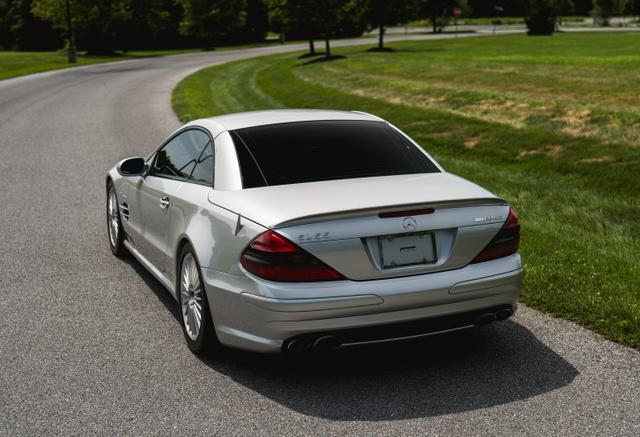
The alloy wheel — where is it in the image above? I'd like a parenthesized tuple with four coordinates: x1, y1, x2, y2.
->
(180, 253, 203, 341)
(107, 187, 120, 248)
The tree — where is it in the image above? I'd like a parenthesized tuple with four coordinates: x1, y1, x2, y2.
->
(266, 0, 322, 54)
(32, 0, 133, 54)
(422, 0, 466, 33)
(319, 0, 358, 57)
(177, 0, 247, 50)
(625, 0, 640, 14)
(572, 0, 594, 15)
(332, 0, 367, 38)
(554, 0, 574, 26)
(525, 0, 557, 35)
(318, 0, 338, 57)
(240, 0, 269, 43)
(144, 1, 195, 50)
(113, 0, 170, 52)
(593, 0, 616, 24)
(425, 0, 446, 33)
(0, 0, 61, 50)
(267, 0, 357, 57)
(362, 0, 418, 50)
(0, 0, 10, 48)
(594, 0, 615, 23)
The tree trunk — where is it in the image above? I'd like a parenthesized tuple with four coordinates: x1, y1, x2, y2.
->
(322, 3, 331, 58)
(67, 33, 76, 63)
(205, 34, 215, 51)
(378, 24, 384, 49)
(308, 39, 316, 55)
(65, 0, 76, 63)
(432, 13, 437, 33)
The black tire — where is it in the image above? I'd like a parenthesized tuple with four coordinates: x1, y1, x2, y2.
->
(177, 244, 220, 355)
(106, 181, 127, 257)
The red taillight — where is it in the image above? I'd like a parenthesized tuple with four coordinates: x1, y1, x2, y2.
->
(503, 206, 520, 230)
(249, 231, 298, 253)
(471, 206, 520, 264)
(240, 230, 345, 282)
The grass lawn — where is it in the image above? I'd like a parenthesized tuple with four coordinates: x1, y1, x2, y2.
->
(173, 32, 640, 349)
(0, 49, 188, 80)
(0, 41, 287, 81)
(408, 16, 589, 26)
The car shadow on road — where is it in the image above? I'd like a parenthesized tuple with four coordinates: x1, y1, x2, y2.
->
(124, 256, 578, 421)
(201, 318, 578, 421)
(123, 256, 181, 322)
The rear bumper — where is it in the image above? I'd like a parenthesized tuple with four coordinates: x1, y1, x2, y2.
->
(202, 254, 523, 353)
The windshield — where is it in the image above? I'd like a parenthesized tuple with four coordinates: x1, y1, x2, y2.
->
(230, 120, 440, 188)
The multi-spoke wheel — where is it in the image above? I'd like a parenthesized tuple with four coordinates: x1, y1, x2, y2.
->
(181, 253, 204, 340)
(106, 182, 126, 256)
(178, 245, 219, 354)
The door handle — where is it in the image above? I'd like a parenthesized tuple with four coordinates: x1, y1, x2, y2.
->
(159, 196, 170, 209)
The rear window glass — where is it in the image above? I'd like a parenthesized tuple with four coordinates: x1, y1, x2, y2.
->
(230, 120, 439, 188)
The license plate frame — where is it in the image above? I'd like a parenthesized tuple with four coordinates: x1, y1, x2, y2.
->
(378, 231, 437, 269)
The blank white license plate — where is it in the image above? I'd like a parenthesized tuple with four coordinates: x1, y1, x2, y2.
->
(379, 232, 437, 268)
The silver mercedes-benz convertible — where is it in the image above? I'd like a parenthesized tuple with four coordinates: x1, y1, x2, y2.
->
(106, 109, 523, 355)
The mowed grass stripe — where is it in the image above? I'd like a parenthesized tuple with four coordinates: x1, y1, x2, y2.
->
(172, 33, 640, 348)
(293, 39, 640, 145)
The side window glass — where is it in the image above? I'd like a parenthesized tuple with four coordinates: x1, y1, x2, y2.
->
(152, 131, 196, 179)
(151, 129, 213, 185)
(188, 131, 214, 185)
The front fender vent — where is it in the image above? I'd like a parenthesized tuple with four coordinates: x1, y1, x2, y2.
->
(120, 202, 130, 221)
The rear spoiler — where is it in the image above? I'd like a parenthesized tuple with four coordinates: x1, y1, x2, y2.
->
(273, 197, 507, 229)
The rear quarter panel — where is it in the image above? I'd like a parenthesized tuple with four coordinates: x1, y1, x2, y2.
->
(168, 185, 266, 285)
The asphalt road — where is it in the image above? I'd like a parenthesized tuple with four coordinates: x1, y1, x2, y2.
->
(1, 31, 639, 436)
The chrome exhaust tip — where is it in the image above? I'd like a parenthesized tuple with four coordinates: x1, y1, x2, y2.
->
(313, 336, 342, 351)
(285, 338, 311, 354)
(475, 313, 496, 326)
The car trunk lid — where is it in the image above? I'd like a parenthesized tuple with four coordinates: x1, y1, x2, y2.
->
(209, 173, 509, 280)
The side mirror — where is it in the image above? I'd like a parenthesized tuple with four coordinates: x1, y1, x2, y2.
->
(118, 157, 146, 176)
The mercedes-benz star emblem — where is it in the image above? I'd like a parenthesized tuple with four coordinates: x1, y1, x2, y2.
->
(402, 216, 417, 232)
